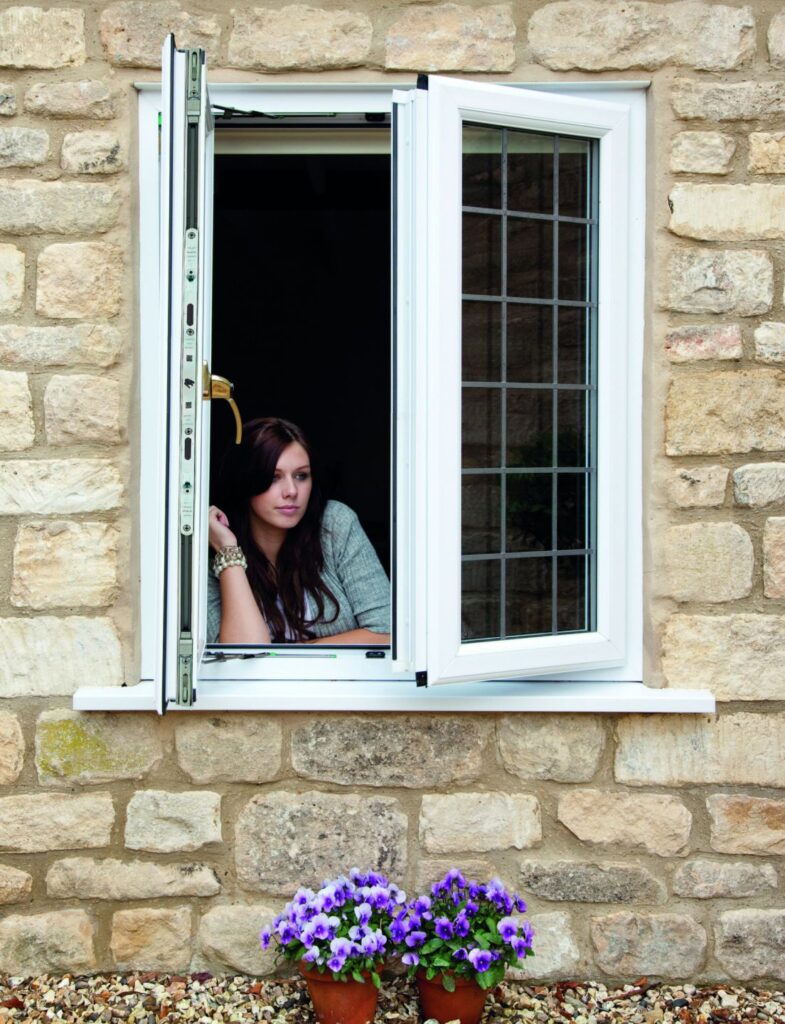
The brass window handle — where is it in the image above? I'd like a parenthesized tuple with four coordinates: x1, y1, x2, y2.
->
(202, 364, 242, 443)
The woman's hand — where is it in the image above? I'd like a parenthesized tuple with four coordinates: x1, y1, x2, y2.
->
(209, 505, 238, 552)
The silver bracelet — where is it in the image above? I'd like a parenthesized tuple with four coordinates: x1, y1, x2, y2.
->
(212, 545, 247, 578)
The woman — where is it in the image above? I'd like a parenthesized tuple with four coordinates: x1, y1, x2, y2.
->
(207, 417, 390, 645)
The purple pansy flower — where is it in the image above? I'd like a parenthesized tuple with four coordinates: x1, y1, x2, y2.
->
(497, 916, 518, 942)
(434, 917, 454, 940)
(468, 948, 492, 973)
(402, 952, 420, 966)
(452, 947, 468, 961)
(405, 930, 427, 948)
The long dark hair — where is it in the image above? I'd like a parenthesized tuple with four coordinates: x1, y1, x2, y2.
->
(217, 417, 338, 641)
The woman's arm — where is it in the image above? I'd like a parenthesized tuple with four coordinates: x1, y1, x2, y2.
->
(309, 628, 390, 646)
(209, 505, 271, 645)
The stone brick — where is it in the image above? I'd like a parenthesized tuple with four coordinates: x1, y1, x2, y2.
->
(0, 460, 122, 514)
(125, 790, 222, 853)
(11, 521, 119, 610)
(415, 858, 497, 892)
(668, 466, 728, 508)
(46, 858, 220, 900)
(37, 242, 122, 319)
(507, 912, 580, 982)
(0, 86, 15, 116)
(673, 860, 777, 899)
(591, 912, 706, 977)
(661, 523, 752, 602)
(755, 322, 785, 363)
(764, 517, 785, 597)
(0, 864, 32, 905)
(559, 791, 691, 857)
(666, 371, 785, 454)
(420, 793, 541, 853)
(36, 711, 163, 787)
(709, 794, 785, 855)
(0, 910, 95, 975)
(664, 324, 741, 363)
(672, 79, 785, 121)
(749, 132, 785, 174)
(497, 715, 605, 782)
(0, 180, 119, 235)
(715, 910, 785, 981)
(24, 81, 115, 119)
(0, 371, 34, 452)
(662, 615, 785, 701)
(0, 244, 24, 314)
(229, 6, 372, 71)
(101, 2, 220, 68)
(61, 132, 125, 175)
(196, 905, 278, 976)
(0, 127, 48, 170)
(769, 12, 785, 69)
(386, 4, 515, 72)
(175, 715, 282, 784)
(665, 248, 772, 316)
(292, 716, 491, 788)
(734, 463, 785, 507)
(529, 1, 754, 72)
(0, 324, 122, 368)
(519, 861, 665, 904)
(235, 791, 407, 895)
(670, 184, 785, 241)
(670, 131, 736, 174)
(0, 8, 85, 69)
(44, 375, 122, 446)
(0, 712, 24, 785)
(0, 792, 114, 852)
(110, 908, 191, 972)
(0, 617, 122, 697)
(616, 714, 785, 788)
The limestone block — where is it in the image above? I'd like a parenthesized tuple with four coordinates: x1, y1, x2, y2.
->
(46, 858, 220, 900)
(708, 794, 785, 855)
(195, 905, 278, 975)
(715, 910, 785, 981)
(0, 460, 122, 514)
(519, 861, 665, 904)
(0, 324, 122, 367)
(497, 715, 605, 782)
(0, 910, 95, 975)
(235, 791, 407, 894)
(0, 864, 32, 904)
(175, 715, 282, 784)
(749, 132, 785, 174)
(670, 132, 736, 174)
(673, 860, 777, 899)
(11, 521, 119, 610)
(37, 242, 122, 319)
(0, 617, 122, 697)
(101, 2, 220, 68)
(662, 615, 785, 701)
(25, 81, 115, 119)
(591, 912, 706, 977)
(769, 12, 785, 69)
(0, 371, 34, 452)
(616, 714, 785, 788)
(110, 907, 191, 972)
(0, 128, 47, 169)
(672, 79, 785, 121)
(665, 248, 772, 316)
(664, 324, 741, 363)
(36, 711, 163, 787)
(0, 180, 118, 235)
(0, 86, 15, 116)
(764, 517, 785, 597)
(0, 792, 114, 852)
(665, 371, 785, 454)
(61, 132, 125, 175)
(44, 375, 122, 446)
(385, 4, 515, 72)
(125, 790, 222, 853)
(420, 793, 541, 853)
(0, 245, 24, 313)
(559, 791, 691, 857)
(0, 8, 85, 69)
(0, 712, 24, 785)
(661, 523, 752, 602)
(668, 466, 728, 508)
(755, 322, 785, 363)
(507, 912, 580, 982)
(734, 463, 785, 507)
(670, 184, 785, 241)
(415, 858, 497, 891)
(291, 715, 491, 788)
(228, 6, 371, 71)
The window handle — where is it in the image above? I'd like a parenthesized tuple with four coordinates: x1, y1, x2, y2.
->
(202, 364, 242, 443)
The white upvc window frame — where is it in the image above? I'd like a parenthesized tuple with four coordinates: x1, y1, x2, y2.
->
(72, 69, 714, 715)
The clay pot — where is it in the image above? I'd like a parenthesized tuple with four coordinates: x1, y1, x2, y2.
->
(415, 970, 489, 1024)
(298, 961, 380, 1024)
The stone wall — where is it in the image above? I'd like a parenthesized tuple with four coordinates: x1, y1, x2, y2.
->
(0, 0, 783, 985)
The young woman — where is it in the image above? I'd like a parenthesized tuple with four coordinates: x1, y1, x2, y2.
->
(207, 417, 390, 645)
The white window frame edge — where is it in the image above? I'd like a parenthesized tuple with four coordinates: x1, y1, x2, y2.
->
(72, 78, 714, 714)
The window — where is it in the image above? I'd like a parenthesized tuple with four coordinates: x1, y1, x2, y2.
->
(72, 39, 714, 714)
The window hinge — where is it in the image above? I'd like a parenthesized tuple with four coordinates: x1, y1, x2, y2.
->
(417, 74, 429, 91)
(416, 670, 428, 687)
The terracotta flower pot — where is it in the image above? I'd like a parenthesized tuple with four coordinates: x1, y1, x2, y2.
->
(415, 970, 489, 1024)
(298, 961, 380, 1024)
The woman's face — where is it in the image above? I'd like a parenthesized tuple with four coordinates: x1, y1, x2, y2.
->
(249, 441, 313, 532)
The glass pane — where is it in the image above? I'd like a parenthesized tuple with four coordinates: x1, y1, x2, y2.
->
(507, 474, 552, 553)
(557, 389, 586, 466)
(463, 124, 502, 210)
(463, 300, 501, 382)
(559, 139, 590, 219)
(507, 389, 552, 468)
(508, 132, 554, 215)
(558, 306, 587, 385)
(462, 560, 500, 641)
(463, 213, 501, 295)
(507, 219, 553, 300)
(556, 555, 586, 631)
(507, 558, 551, 637)
(556, 472, 586, 550)
(558, 222, 588, 302)
(463, 387, 501, 468)
(462, 475, 501, 554)
(507, 303, 552, 384)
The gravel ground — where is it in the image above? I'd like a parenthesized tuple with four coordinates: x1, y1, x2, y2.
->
(0, 974, 784, 1024)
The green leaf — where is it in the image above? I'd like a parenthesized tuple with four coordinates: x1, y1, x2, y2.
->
(370, 972, 381, 990)
(476, 971, 494, 991)
(421, 939, 443, 955)
(351, 969, 364, 984)
(426, 966, 437, 981)
(442, 973, 456, 993)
